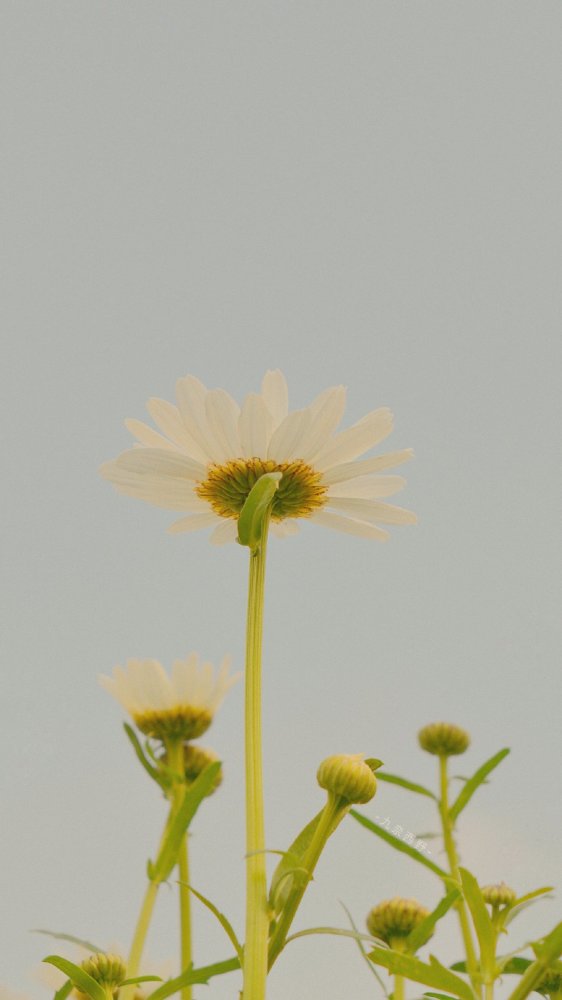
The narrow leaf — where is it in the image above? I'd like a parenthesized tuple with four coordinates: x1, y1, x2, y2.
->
(284, 926, 385, 947)
(376, 772, 437, 800)
(146, 957, 240, 999)
(42, 958, 106, 1000)
(424, 993, 460, 1000)
(449, 750, 510, 822)
(459, 869, 496, 975)
(269, 810, 325, 914)
(124, 724, 165, 787)
(53, 981, 73, 1000)
(33, 929, 102, 953)
(237, 472, 281, 549)
(507, 921, 562, 1000)
(150, 762, 221, 882)
(120, 977, 162, 987)
(500, 958, 534, 975)
(406, 890, 461, 952)
(504, 889, 554, 928)
(341, 902, 390, 997)
(350, 810, 448, 879)
(368, 948, 476, 1000)
(181, 883, 243, 963)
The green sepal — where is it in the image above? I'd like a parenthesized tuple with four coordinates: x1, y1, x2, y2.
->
(145, 957, 240, 999)
(269, 808, 342, 915)
(504, 888, 554, 928)
(375, 771, 437, 800)
(120, 977, 162, 987)
(406, 890, 461, 953)
(449, 749, 510, 822)
(365, 758, 385, 772)
(147, 762, 221, 881)
(350, 809, 448, 879)
(368, 949, 477, 1000)
(459, 868, 496, 976)
(124, 724, 167, 790)
(237, 472, 281, 549)
(33, 929, 103, 953)
(180, 883, 243, 964)
(42, 958, 106, 1000)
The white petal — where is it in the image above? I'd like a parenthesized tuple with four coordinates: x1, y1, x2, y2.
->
(270, 520, 301, 538)
(175, 375, 225, 463)
(327, 475, 406, 500)
(205, 388, 241, 459)
(298, 386, 347, 462)
(311, 509, 390, 541)
(261, 369, 288, 428)
(168, 512, 222, 534)
(327, 497, 417, 525)
(322, 449, 414, 485)
(314, 408, 394, 470)
(267, 409, 312, 462)
(238, 393, 273, 458)
(125, 418, 177, 451)
(101, 447, 205, 481)
(147, 398, 205, 458)
(210, 520, 239, 545)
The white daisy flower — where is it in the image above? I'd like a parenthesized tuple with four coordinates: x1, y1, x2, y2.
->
(99, 654, 237, 741)
(100, 370, 416, 544)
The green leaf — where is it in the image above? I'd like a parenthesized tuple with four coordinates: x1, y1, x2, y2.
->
(237, 472, 282, 549)
(284, 926, 384, 948)
(406, 890, 461, 953)
(424, 993, 460, 1000)
(507, 921, 562, 1000)
(376, 771, 437, 800)
(449, 750, 510, 822)
(269, 810, 327, 915)
(500, 958, 534, 976)
(504, 889, 554, 928)
(42, 958, 106, 1000)
(341, 902, 390, 997)
(124, 724, 166, 788)
(148, 762, 221, 882)
(53, 980, 73, 1000)
(181, 883, 243, 963)
(368, 949, 476, 1000)
(459, 868, 496, 976)
(350, 809, 448, 879)
(120, 977, 163, 987)
(146, 957, 240, 999)
(33, 929, 102, 953)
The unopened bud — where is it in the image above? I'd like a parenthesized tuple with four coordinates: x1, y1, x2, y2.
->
(481, 882, 516, 908)
(183, 744, 223, 794)
(81, 954, 126, 991)
(418, 722, 470, 757)
(317, 754, 377, 805)
(366, 897, 430, 948)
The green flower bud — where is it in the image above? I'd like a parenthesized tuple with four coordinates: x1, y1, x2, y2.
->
(317, 754, 377, 805)
(418, 722, 470, 756)
(481, 882, 516, 908)
(183, 744, 223, 794)
(80, 954, 126, 991)
(366, 897, 431, 948)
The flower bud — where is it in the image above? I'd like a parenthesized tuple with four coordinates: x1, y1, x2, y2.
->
(317, 754, 377, 805)
(418, 722, 470, 757)
(183, 744, 223, 794)
(80, 954, 126, 992)
(481, 882, 516, 908)
(366, 897, 430, 948)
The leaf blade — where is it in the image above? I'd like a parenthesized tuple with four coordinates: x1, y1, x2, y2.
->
(146, 957, 240, 1000)
(350, 810, 448, 879)
(449, 750, 510, 822)
(368, 948, 476, 1000)
(42, 958, 106, 1000)
(376, 772, 437, 800)
(406, 890, 461, 953)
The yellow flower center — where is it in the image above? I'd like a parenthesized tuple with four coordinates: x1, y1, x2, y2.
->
(196, 458, 327, 521)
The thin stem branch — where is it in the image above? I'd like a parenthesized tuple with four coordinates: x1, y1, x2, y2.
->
(242, 523, 271, 1000)
(166, 738, 192, 1000)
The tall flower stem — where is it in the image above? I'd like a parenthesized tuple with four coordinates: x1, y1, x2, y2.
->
(127, 879, 160, 981)
(438, 755, 480, 996)
(242, 519, 271, 1000)
(166, 738, 192, 1000)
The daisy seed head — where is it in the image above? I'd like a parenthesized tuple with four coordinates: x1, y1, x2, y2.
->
(99, 654, 238, 743)
(80, 954, 126, 992)
(100, 370, 416, 544)
(481, 882, 517, 908)
(418, 722, 470, 757)
(317, 754, 377, 805)
(366, 897, 431, 948)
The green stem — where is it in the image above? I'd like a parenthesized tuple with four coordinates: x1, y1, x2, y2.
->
(127, 878, 159, 980)
(394, 974, 405, 1000)
(485, 983, 494, 1000)
(242, 524, 271, 1000)
(268, 795, 344, 969)
(166, 738, 192, 1000)
(438, 755, 480, 996)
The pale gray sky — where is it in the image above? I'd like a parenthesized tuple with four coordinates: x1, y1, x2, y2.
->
(2, 4, 561, 999)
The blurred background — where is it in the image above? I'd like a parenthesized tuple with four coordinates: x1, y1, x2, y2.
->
(2, 3, 561, 998)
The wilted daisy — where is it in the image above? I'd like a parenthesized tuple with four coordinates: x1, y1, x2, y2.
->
(100, 370, 415, 544)
(99, 653, 237, 741)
